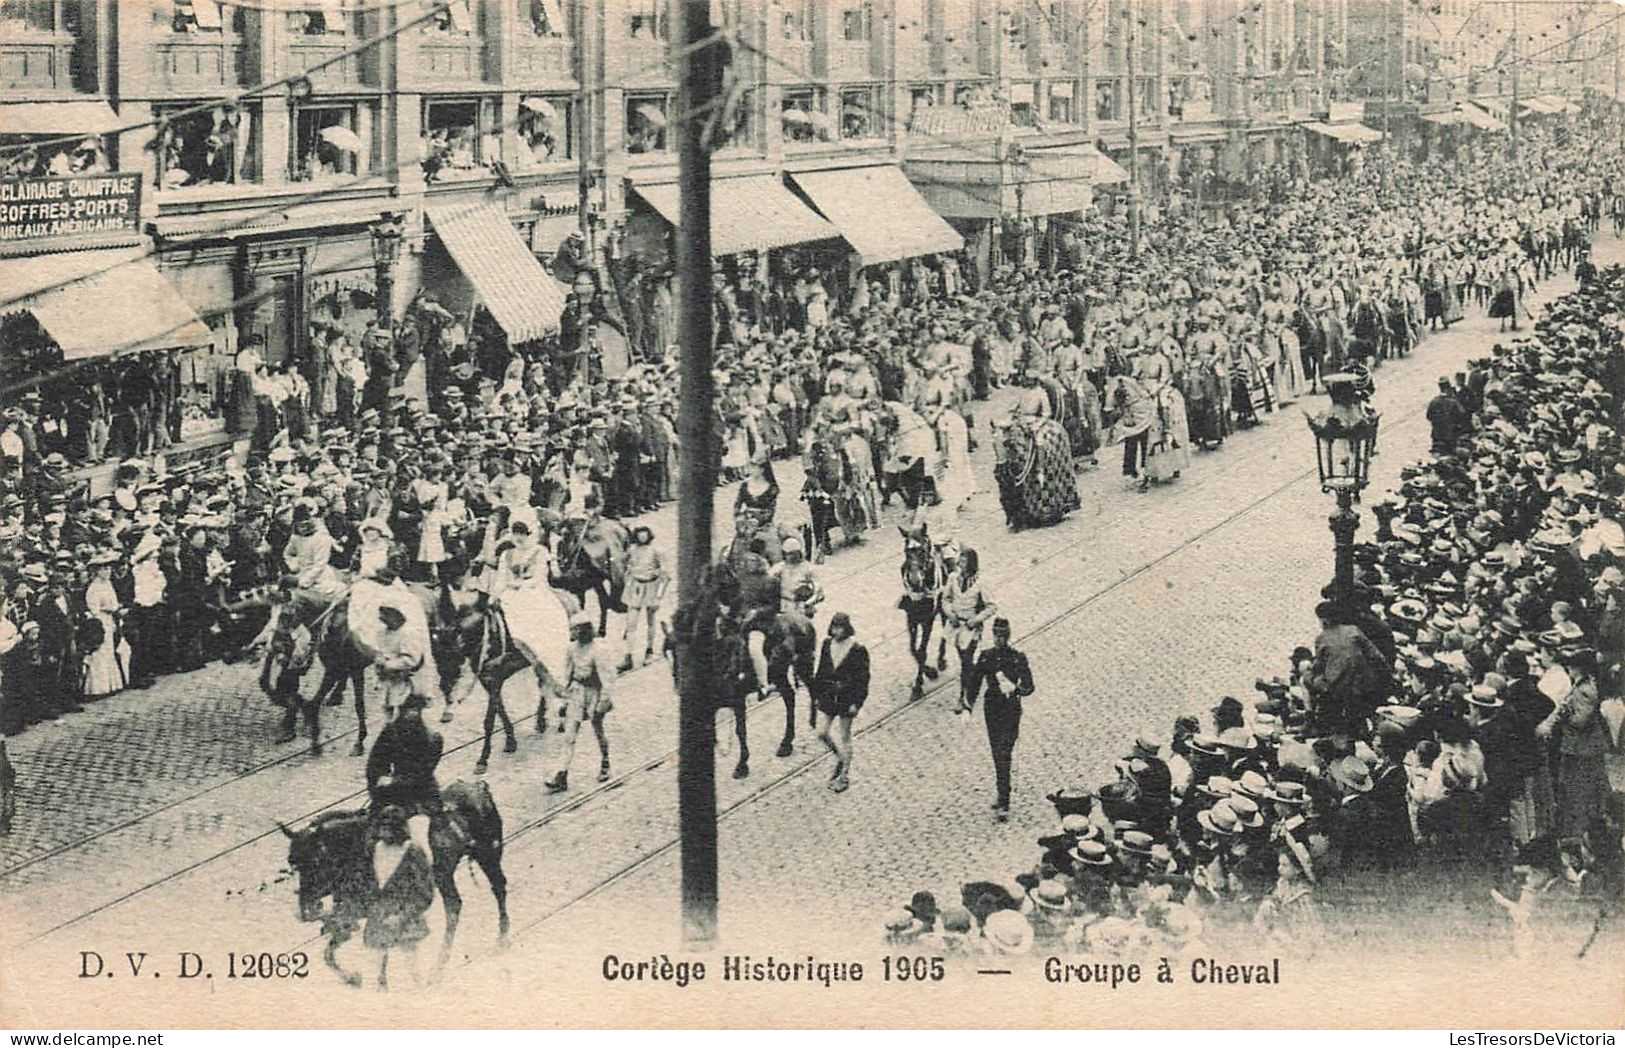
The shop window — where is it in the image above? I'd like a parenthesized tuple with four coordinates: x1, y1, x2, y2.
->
(781, 88, 826, 143)
(293, 103, 360, 181)
(157, 104, 250, 189)
(0, 133, 107, 180)
(421, 0, 474, 34)
(839, 86, 882, 139)
(841, 2, 872, 41)
(0, 0, 79, 33)
(422, 97, 494, 180)
(780, 0, 811, 39)
(628, 0, 667, 40)
(528, 0, 565, 35)
(625, 93, 669, 154)
(518, 95, 573, 167)
(287, 0, 351, 34)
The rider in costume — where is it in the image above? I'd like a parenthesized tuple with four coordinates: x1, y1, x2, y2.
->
(366, 689, 443, 854)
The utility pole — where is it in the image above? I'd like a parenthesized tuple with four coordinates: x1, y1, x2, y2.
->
(675, 0, 719, 948)
(1509, 0, 1519, 160)
(1382, 0, 1393, 141)
(1126, 1, 1140, 258)
(577, 0, 598, 266)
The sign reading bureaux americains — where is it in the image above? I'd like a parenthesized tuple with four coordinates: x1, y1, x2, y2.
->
(0, 172, 142, 245)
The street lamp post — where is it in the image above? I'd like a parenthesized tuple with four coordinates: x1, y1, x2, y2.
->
(1306, 374, 1380, 600)
(369, 211, 407, 334)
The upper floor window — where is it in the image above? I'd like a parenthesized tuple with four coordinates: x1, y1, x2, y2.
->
(1047, 84, 1075, 124)
(628, 0, 667, 40)
(0, 133, 106, 180)
(518, 95, 573, 166)
(422, 97, 493, 180)
(527, 0, 565, 36)
(1009, 82, 1036, 126)
(157, 103, 250, 188)
(625, 93, 669, 154)
(165, 0, 243, 34)
(841, 2, 872, 42)
(780, 0, 811, 40)
(0, 0, 80, 34)
(715, 88, 755, 150)
(288, 0, 350, 35)
(421, 0, 474, 34)
(908, 83, 940, 127)
(292, 102, 360, 181)
(781, 88, 827, 143)
(1095, 79, 1118, 122)
(839, 85, 882, 139)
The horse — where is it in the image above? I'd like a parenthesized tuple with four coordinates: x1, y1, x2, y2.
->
(551, 515, 629, 638)
(877, 401, 938, 512)
(281, 778, 509, 985)
(802, 433, 865, 558)
(898, 526, 941, 701)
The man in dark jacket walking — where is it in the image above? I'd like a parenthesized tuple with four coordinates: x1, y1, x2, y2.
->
(965, 617, 1035, 822)
(1426, 378, 1469, 453)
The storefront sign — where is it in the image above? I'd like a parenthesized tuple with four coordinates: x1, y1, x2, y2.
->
(0, 172, 143, 245)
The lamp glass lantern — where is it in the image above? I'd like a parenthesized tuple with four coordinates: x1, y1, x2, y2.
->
(1307, 402, 1380, 494)
(369, 212, 406, 267)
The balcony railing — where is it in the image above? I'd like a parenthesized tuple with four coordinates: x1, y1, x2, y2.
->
(407, 36, 487, 82)
(0, 30, 77, 93)
(512, 33, 573, 84)
(155, 34, 247, 92)
(285, 38, 368, 86)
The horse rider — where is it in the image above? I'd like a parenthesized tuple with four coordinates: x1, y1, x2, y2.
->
(373, 603, 428, 720)
(771, 536, 823, 621)
(730, 538, 782, 701)
(282, 501, 345, 626)
(366, 690, 443, 856)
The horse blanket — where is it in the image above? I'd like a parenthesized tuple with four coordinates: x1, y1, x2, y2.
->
(994, 417, 1080, 530)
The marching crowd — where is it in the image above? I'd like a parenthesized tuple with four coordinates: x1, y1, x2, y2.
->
(882, 263, 1625, 959)
(0, 110, 1619, 786)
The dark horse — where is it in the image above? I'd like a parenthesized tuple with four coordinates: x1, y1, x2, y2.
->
(282, 779, 509, 984)
(898, 526, 941, 701)
(260, 592, 370, 757)
(801, 434, 865, 559)
(551, 516, 628, 638)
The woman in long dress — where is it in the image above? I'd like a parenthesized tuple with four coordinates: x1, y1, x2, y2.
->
(1145, 383, 1191, 485)
(931, 405, 975, 520)
(81, 554, 127, 697)
(412, 463, 449, 582)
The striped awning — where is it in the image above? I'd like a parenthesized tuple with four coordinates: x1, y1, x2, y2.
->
(426, 203, 568, 343)
(633, 175, 838, 255)
(789, 166, 962, 266)
(0, 248, 213, 360)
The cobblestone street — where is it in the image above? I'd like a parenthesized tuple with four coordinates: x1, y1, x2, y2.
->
(3, 233, 1621, 1029)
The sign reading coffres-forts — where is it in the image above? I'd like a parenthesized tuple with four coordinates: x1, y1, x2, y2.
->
(0, 173, 142, 244)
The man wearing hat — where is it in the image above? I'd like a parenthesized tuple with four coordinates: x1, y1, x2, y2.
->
(964, 617, 1035, 822)
(366, 688, 443, 857)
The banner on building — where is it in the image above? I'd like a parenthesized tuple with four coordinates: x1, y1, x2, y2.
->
(0, 172, 143, 246)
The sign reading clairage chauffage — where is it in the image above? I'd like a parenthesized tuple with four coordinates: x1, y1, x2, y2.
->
(0, 172, 142, 245)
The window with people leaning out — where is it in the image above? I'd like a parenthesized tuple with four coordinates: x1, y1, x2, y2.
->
(292, 103, 361, 181)
(527, 0, 565, 35)
(421, 0, 474, 33)
(156, 104, 254, 189)
(285, 0, 352, 35)
(517, 96, 572, 168)
(840, 87, 883, 139)
(625, 94, 669, 154)
(422, 98, 493, 181)
(0, 134, 107, 181)
(782, 88, 827, 143)
(162, 0, 246, 34)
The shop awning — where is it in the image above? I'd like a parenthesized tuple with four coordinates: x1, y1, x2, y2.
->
(1518, 96, 1563, 116)
(1420, 109, 1461, 127)
(0, 248, 212, 359)
(1535, 94, 1579, 114)
(1170, 123, 1227, 143)
(426, 203, 568, 343)
(1459, 103, 1507, 132)
(1303, 121, 1384, 144)
(1091, 153, 1131, 185)
(789, 166, 962, 265)
(1587, 84, 1620, 103)
(632, 175, 838, 255)
(1, 100, 123, 136)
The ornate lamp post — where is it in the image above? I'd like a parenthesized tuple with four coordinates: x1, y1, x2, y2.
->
(369, 211, 406, 333)
(1306, 373, 1380, 599)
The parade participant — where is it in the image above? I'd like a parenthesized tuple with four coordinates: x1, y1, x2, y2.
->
(543, 611, 616, 792)
(964, 617, 1034, 822)
(940, 547, 996, 718)
(811, 611, 869, 794)
(371, 605, 428, 721)
(771, 536, 823, 620)
(362, 805, 435, 991)
(617, 525, 668, 672)
(365, 690, 443, 857)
